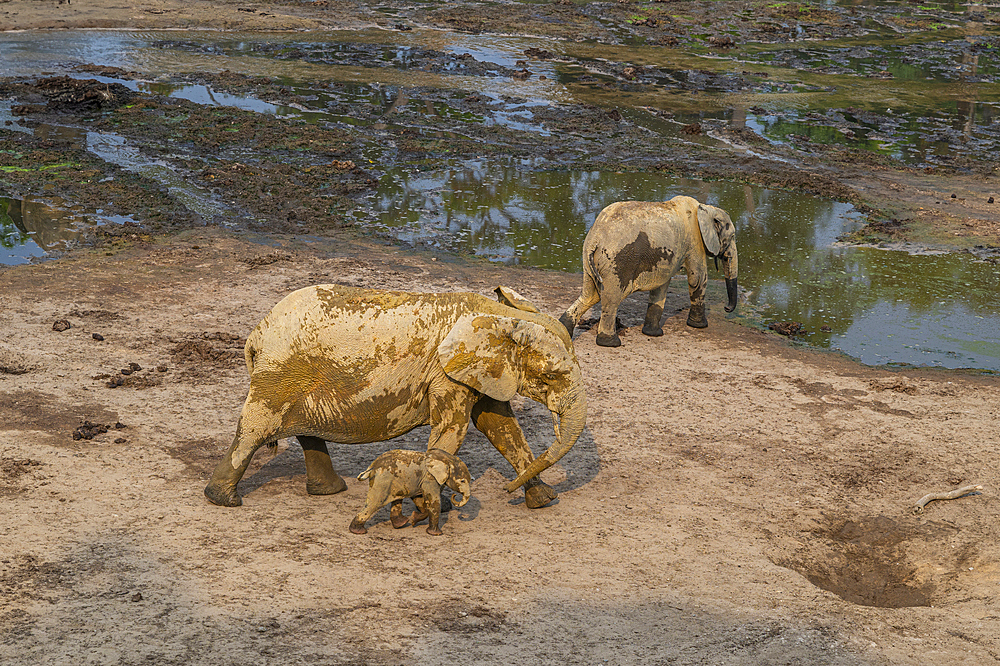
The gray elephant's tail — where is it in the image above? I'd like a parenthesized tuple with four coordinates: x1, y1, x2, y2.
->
(586, 246, 603, 293)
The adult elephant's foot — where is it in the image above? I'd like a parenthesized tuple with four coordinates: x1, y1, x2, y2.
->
(686, 303, 708, 328)
(349, 518, 368, 534)
(524, 480, 557, 508)
(306, 473, 347, 496)
(204, 483, 242, 507)
(301, 436, 347, 495)
(558, 312, 577, 337)
(596, 332, 622, 347)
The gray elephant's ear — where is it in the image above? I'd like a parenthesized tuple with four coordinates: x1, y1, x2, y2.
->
(698, 204, 723, 256)
(438, 314, 520, 401)
(494, 286, 540, 313)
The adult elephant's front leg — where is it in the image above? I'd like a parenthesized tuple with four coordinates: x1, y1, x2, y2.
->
(471, 396, 557, 509)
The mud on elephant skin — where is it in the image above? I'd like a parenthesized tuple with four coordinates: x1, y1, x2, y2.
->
(350, 448, 471, 536)
(204, 285, 587, 511)
(560, 195, 738, 347)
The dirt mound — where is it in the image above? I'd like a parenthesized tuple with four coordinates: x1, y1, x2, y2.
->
(31, 76, 135, 113)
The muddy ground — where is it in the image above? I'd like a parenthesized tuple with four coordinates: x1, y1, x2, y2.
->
(2, 1, 1000, 665)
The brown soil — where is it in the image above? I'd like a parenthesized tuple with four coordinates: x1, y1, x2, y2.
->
(2, 2, 1000, 665)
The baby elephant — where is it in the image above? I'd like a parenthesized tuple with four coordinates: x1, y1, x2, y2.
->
(350, 448, 472, 536)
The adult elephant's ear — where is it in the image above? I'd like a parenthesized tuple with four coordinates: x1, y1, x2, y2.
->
(697, 204, 722, 256)
(438, 314, 520, 401)
(494, 286, 540, 313)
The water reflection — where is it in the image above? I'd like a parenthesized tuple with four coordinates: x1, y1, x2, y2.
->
(359, 164, 1000, 371)
(0, 194, 127, 264)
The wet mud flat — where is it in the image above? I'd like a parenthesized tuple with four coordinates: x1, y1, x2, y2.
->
(0, 2, 998, 251)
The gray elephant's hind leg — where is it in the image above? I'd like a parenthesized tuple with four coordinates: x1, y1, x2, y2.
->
(298, 436, 347, 496)
(596, 294, 624, 347)
(642, 283, 669, 337)
(561, 274, 601, 337)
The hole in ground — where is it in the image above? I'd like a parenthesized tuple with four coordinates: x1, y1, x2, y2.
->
(774, 515, 955, 608)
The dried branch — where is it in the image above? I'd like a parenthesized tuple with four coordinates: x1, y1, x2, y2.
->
(912, 484, 983, 514)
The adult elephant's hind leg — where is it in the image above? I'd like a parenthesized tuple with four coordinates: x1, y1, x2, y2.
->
(205, 416, 274, 507)
(642, 283, 669, 337)
(472, 397, 557, 509)
(298, 436, 347, 496)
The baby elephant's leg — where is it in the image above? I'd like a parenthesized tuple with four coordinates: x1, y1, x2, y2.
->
(390, 499, 410, 528)
(423, 494, 443, 536)
(349, 476, 392, 535)
(410, 496, 429, 526)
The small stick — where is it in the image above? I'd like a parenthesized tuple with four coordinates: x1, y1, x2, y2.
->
(912, 484, 983, 514)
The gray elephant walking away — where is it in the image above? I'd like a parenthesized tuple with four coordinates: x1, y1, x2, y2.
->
(350, 448, 472, 536)
(560, 195, 738, 347)
(204, 285, 586, 510)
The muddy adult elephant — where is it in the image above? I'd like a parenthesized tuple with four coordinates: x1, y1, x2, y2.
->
(204, 285, 587, 510)
(559, 195, 738, 347)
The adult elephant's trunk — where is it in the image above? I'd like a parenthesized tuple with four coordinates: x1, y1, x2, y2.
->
(723, 244, 739, 313)
(504, 389, 587, 493)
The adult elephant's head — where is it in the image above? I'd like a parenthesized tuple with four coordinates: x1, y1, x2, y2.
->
(438, 312, 586, 493)
(698, 203, 739, 313)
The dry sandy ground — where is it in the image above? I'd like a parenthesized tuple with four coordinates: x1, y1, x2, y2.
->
(1, 229, 998, 665)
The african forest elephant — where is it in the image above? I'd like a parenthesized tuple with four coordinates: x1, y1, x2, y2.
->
(559, 195, 738, 347)
(350, 448, 472, 536)
(203, 285, 586, 510)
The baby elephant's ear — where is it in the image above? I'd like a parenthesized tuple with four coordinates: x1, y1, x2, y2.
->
(494, 286, 540, 313)
(425, 456, 450, 485)
(697, 204, 723, 256)
(438, 314, 519, 401)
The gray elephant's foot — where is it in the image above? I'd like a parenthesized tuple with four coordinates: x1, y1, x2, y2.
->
(596, 332, 622, 347)
(349, 517, 368, 534)
(426, 526, 443, 536)
(204, 483, 242, 507)
(686, 304, 708, 329)
(558, 312, 577, 337)
(524, 481, 557, 509)
(643, 304, 664, 336)
(306, 474, 348, 496)
(410, 509, 429, 525)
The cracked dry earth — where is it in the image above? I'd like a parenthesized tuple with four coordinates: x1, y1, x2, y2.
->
(1, 230, 998, 664)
